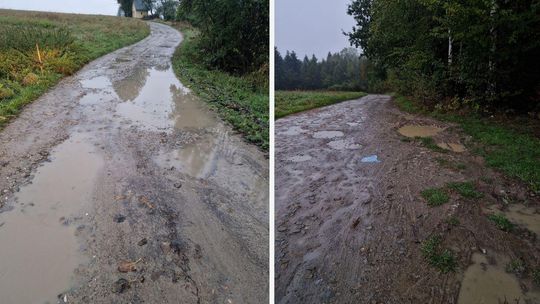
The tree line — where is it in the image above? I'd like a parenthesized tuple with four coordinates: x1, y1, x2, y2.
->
(347, 0, 540, 111)
(117, 0, 268, 75)
(275, 47, 369, 91)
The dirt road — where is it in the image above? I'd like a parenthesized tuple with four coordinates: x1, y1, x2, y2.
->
(0, 22, 268, 303)
(275, 95, 540, 303)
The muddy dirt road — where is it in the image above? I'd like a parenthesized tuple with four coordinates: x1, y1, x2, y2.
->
(275, 95, 540, 303)
(0, 22, 268, 303)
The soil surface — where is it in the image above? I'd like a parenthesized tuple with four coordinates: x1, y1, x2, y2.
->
(0, 22, 268, 304)
(275, 95, 540, 303)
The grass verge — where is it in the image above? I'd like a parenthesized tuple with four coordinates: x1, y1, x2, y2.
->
(0, 9, 150, 129)
(275, 90, 367, 119)
(394, 94, 540, 192)
(170, 22, 268, 151)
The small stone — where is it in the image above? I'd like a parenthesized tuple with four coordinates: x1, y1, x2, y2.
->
(174, 183, 182, 189)
(138, 238, 148, 246)
(113, 214, 126, 223)
(112, 278, 130, 293)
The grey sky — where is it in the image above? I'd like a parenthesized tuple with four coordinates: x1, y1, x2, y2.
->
(276, 0, 357, 60)
(0, 0, 118, 15)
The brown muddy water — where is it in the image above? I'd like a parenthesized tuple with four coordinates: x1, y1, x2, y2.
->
(437, 142, 466, 152)
(0, 133, 102, 303)
(458, 253, 540, 303)
(398, 124, 443, 137)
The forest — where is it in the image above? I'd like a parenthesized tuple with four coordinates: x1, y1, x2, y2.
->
(275, 47, 369, 91)
(347, 0, 540, 112)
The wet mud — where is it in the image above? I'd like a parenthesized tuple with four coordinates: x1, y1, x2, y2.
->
(0, 22, 268, 303)
(275, 95, 540, 303)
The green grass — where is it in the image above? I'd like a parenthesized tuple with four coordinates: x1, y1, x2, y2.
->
(505, 259, 526, 276)
(0, 9, 150, 129)
(446, 216, 460, 226)
(533, 269, 540, 286)
(275, 90, 367, 119)
(170, 22, 268, 151)
(395, 94, 540, 192)
(421, 187, 450, 206)
(421, 236, 457, 273)
(488, 213, 515, 232)
(446, 181, 484, 199)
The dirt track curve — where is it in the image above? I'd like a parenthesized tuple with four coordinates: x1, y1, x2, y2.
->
(275, 95, 540, 304)
(0, 22, 268, 304)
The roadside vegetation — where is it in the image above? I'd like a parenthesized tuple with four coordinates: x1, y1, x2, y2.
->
(275, 91, 366, 119)
(345, 1, 540, 192)
(170, 1, 269, 151)
(396, 95, 540, 192)
(421, 235, 457, 273)
(0, 10, 149, 129)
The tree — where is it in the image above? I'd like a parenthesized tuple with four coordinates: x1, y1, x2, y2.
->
(347, 0, 540, 111)
(156, 0, 178, 20)
(275, 47, 364, 91)
(176, 0, 269, 74)
(117, 0, 133, 17)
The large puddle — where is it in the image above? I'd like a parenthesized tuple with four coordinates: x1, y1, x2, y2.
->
(0, 133, 103, 303)
(398, 125, 443, 138)
(458, 253, 540, 303)
(115, 67, 196, 132)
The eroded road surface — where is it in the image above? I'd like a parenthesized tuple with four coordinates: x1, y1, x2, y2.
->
(275, 95, 540, 303)
(0, 22, 268, 303)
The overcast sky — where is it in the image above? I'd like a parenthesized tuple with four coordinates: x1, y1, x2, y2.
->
(0, 0, 118, 15)
(276, 0, 357, 60)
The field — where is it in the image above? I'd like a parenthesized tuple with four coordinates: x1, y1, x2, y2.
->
(275, 91, 367, 119)
(0, 9, 149, 128)
(396, 95, 540, 191)
(170, 22, 269, 151)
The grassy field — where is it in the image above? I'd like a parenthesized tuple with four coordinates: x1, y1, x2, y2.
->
(170, 22, 269, 151)
(395, 95, 540, 192)
(0, 9, 149, 128)
(275, 91, 367, 119)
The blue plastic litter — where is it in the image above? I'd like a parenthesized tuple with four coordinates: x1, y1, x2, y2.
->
(360, 155, 380, 163)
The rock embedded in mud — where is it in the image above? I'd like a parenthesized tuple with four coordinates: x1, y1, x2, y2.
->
(113, 214, 126, 223)
(111, 278, 130, 293)
(138, 238, 148, 246)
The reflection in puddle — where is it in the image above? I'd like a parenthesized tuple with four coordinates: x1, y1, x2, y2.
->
(398, 125, 443, 138)
(458, 253, 540, 304)
(287, 155, 312, 162)
(486, 204, 540, 236)
(0, 133, 102, 303)
(327, 139, 360, 150)
(313, 131, 344, 139)
(112, 67, 149, 102)
(80, 76, 110, 89)
(115, 67, 207, 132)
(360, 155, 380, 163)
